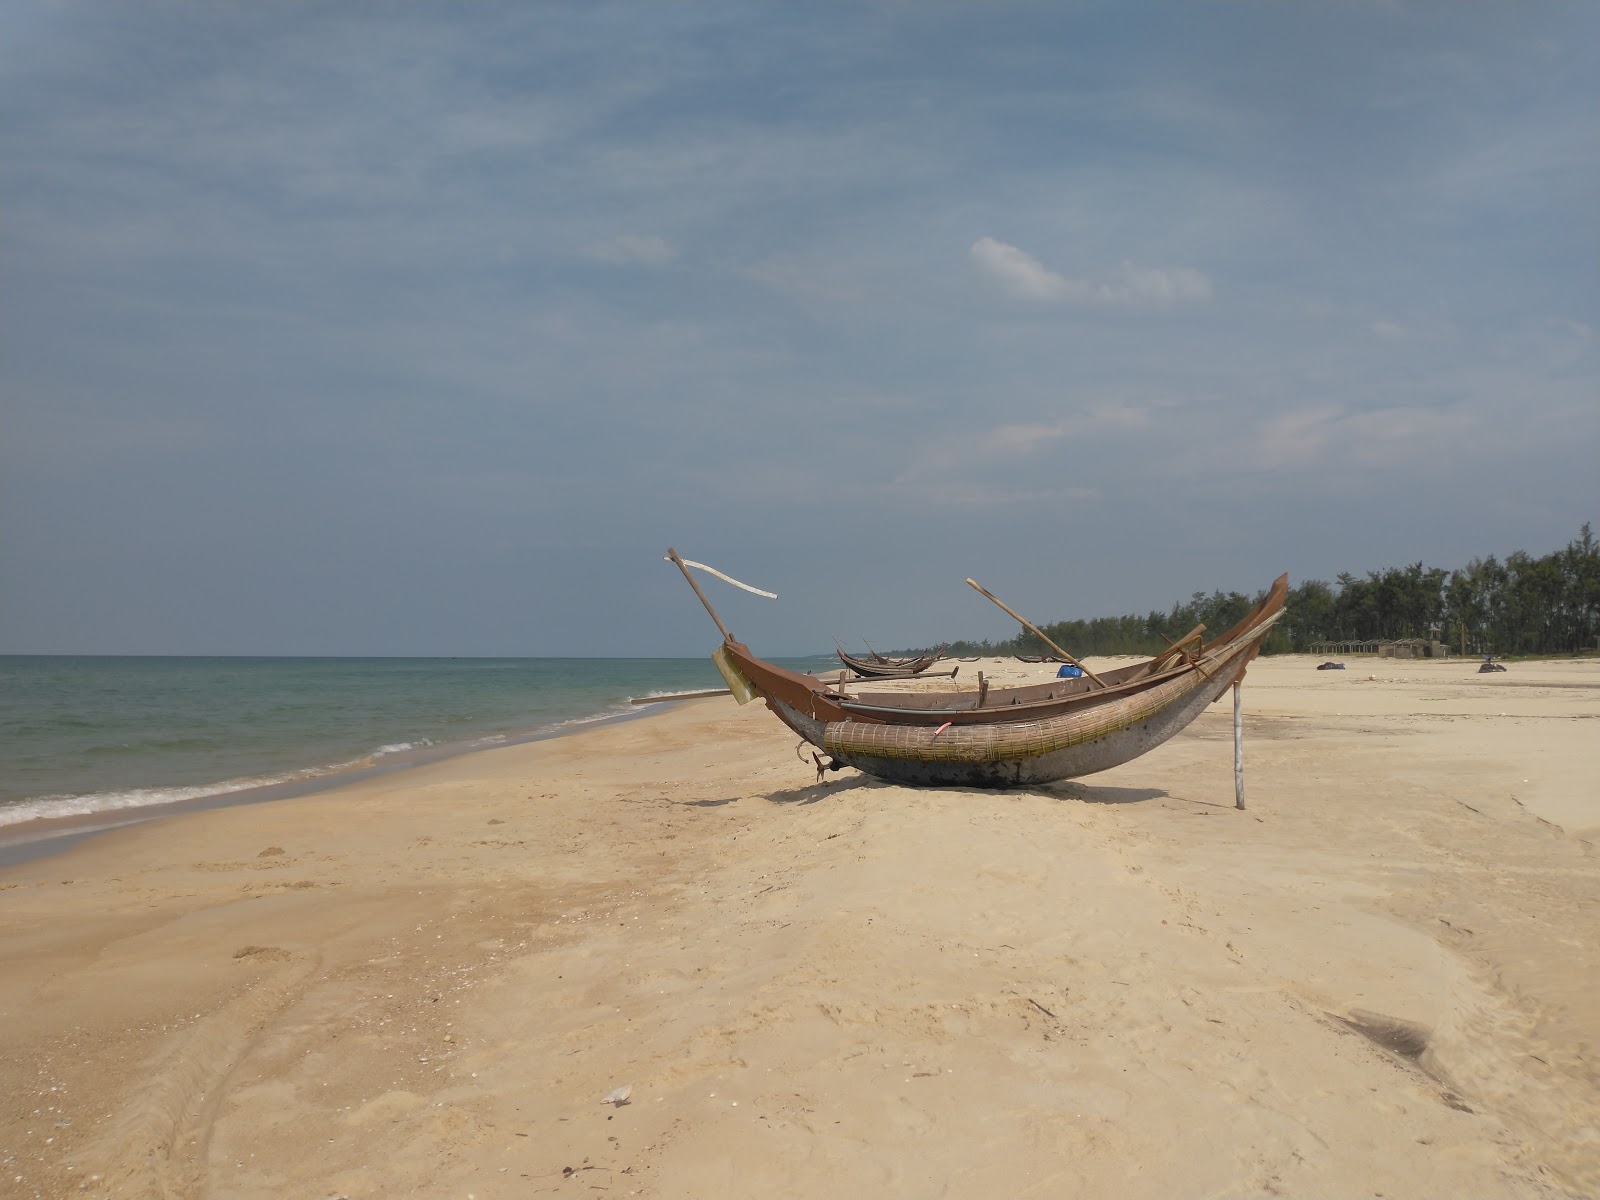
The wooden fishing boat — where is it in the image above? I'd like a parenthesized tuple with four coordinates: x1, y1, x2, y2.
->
(863, 642, 949, 668)
(835, 645, 945, 678)
(667, 549, 1288, 789)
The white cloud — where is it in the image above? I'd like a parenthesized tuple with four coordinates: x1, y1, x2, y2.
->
(969, 237, 1211, 307)
(588, 234, 677, 266)
(1097, 262, 1212, 306)
(969, 236, 1070, 301)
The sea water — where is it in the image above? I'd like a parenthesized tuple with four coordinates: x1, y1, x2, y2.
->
(0, 655, 826, 830)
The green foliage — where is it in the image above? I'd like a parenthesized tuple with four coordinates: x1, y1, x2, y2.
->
(934, 524, 1600, 658)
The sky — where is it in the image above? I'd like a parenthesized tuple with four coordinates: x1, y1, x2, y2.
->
(2, 2, 1596, 657)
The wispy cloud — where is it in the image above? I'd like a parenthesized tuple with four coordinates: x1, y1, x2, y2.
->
(1371, 315, 1455, 344)
(1255, 404, 1476, 472)
(882, 480, 1102, 510)
(969, 237, 1211, 307)
(894, 406, 1152, 489)
(740, 252, 867, 306)
(587, 234, 677, 266)
(978, 421, 1070, 456)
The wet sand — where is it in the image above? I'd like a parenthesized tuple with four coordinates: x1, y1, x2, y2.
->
(2, 655, 1596, 1198)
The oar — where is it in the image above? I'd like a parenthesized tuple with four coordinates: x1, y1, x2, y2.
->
(964, 578, 1107, 688)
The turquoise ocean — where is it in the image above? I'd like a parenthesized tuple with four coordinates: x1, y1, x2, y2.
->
(0, 655, 826, 830)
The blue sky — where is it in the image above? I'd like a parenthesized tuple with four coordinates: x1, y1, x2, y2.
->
(2, 2, 1596, 655)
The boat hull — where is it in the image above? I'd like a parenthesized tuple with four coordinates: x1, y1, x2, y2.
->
(753, 604, 1280, 788)
(835, 649, 943, 678)
(812, 637, 1252, 786)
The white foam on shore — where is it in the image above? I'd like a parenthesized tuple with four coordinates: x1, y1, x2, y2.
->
(561, 710, 624, 726)
(0, 736, 446, 829)
(0, 699, 681, 833)
(0, 775, 303, 828)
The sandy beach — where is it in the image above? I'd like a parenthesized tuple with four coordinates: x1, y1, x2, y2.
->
(2, 654, 1596, 1199)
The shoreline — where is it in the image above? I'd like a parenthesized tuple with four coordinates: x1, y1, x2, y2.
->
(0, 700, 673, 870)
(4, 651, 1589, 869)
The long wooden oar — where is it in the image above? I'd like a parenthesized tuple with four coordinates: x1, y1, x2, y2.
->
(965, 577, 1106, 688)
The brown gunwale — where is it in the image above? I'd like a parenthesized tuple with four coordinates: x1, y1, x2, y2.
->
(722, 573, 1288, 728)
(847, 660, 1146, 710)
(830, 655, 1220, 725)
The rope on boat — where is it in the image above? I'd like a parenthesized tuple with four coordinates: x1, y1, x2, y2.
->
(667, 557, 778, 599)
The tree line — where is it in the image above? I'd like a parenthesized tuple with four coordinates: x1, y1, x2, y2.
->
(933, 524, 1600, 659)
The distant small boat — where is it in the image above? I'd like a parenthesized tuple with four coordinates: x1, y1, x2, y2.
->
(862, 642, 949, 668)
(835, 644, 946, 679)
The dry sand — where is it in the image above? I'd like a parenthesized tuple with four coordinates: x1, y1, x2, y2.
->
(2, 655, 1596, 1198)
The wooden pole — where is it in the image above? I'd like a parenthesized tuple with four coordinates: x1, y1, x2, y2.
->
(832, 666, 960, 685)
(629, 688, 732, 704)
(666, 547, 732, 641)
(964, 578, 1107, 688)
(1233, 681, 1245, 810)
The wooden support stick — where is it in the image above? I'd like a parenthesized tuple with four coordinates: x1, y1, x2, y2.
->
(629, 688, 732, 704)
(1233, 681, 1245, 810)
(965, 578, 1107, 688)
(666, 547, 732, 642)
(833, 666, 961, 685)
(1149, 623, 1206, 672)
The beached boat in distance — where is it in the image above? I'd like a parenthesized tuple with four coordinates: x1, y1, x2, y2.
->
(667, 548, 1289, 788)
(834, 643, 947, 679)
(862, 641, 949, 668)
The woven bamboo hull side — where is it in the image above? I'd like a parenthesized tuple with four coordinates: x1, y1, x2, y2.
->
(814, 636, 1262, 788)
